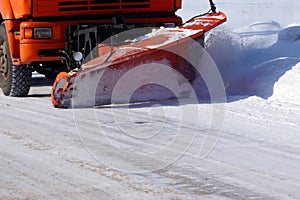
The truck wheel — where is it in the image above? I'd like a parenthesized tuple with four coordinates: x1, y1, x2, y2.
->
(0, 25, 31, 96)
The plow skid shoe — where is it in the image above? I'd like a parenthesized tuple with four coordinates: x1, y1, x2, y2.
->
(51, 12, 226, 108)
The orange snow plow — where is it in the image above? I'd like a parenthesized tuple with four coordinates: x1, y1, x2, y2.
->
(51, 0, 226, 108)
(51, 10, 226, 108)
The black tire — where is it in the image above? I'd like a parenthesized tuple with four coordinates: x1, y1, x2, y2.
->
(0, 24, 31, 96)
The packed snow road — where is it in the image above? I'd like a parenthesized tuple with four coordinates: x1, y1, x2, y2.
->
(1, 63, 300, 199)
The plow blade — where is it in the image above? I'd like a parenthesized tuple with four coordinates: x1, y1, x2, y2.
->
(51, 12, 226, 108)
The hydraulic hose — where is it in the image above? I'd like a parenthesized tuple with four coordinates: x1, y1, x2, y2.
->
(208, 0, 217, 13)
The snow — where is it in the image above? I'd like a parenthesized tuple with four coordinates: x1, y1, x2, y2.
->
(145, 28, 200, 49)
(1, 0, 300, 199)
(177, 0, 300, 29)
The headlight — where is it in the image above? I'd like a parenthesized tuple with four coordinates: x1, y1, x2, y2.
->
(33, 28, 52, 39)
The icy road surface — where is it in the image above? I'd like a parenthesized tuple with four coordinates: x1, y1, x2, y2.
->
(1, 74, 300, 199)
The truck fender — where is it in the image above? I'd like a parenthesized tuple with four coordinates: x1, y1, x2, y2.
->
(0, 0, 14, 20)
(0, 1, 19, 64)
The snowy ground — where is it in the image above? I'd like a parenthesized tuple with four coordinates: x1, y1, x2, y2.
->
(1, 1, 300, 199)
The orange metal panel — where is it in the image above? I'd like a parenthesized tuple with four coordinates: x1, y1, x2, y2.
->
(32, 0, 178, 17)
(0, 0, 14, 19)
(20, 22, 65, 41)
(10, 0, 32, 18)
(19, 43, 65, 63)
(175, 0, 182, 9)
(19, 21, 66, 64)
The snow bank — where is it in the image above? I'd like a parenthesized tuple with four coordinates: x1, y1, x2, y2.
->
(278, 25, 300, 42)
(178, 0, 300, 28)
(205, 22, 300, 103)
(270, 62, 300, 105)
(269, 27, 300, 104)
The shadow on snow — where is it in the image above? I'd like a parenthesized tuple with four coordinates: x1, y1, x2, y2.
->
(206, 25, 300, 102)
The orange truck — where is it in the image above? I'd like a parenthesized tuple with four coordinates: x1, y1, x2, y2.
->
(0, 0, 183, 96)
